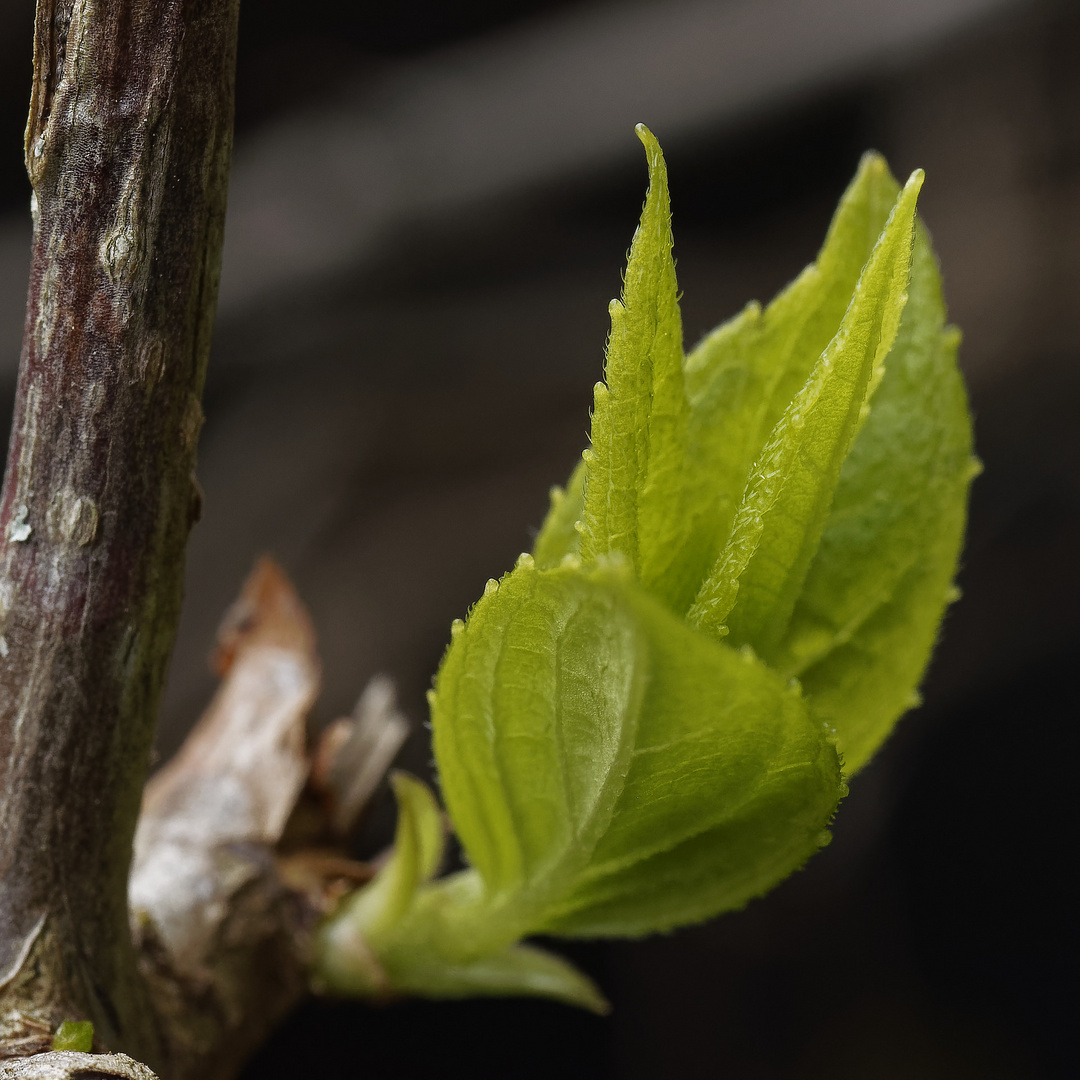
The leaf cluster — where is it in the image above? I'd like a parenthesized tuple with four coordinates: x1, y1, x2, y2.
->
(315, 127, 975, 1010)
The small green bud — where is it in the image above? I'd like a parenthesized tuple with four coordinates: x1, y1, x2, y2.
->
(51, 1020, 94, 1053)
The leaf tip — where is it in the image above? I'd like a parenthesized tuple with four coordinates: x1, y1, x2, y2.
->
(634, 121, 656, 149)
(858, 149, 888, 176)
(904, 168, 926, 198)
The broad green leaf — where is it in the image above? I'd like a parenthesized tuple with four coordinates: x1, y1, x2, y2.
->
(774, 227, 976, 771)
(432, 559, 842, 941)
(689, 170, 924, 653)
(430, 555, 647, 902)
(579, 125, 696, 606)
(537, 584, 844, 937)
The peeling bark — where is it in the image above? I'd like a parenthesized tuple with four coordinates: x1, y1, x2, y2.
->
(0, 1051, 158, 1080)
(129, 561, 317, 1080)
(0, 0, 240, 1064)
(125, 560, 409, 1080)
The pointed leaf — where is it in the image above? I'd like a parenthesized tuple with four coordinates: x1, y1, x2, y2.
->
(674, 153, 903, 612)
(775, 226, 975, 770)
(689, 170, 924, 653)
(331, 772, 445, 949)
(547, 153, 908, 619)
(579, 125, 696, 606)
(533, 458, 586, 568)
(395, 771, 446, 884)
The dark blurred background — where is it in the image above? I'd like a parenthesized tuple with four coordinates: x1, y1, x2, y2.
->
(1, 0, 1077, 1076)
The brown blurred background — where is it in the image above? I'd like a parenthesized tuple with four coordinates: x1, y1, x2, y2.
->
(1, 0, 1076, 1076)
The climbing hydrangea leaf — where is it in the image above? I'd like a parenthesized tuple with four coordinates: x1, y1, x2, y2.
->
(774, 224, 976, 771)
(688, 169, 924, 652)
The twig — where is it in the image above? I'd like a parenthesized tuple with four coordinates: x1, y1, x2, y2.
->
(0, 0, 240, 1064)
(130, 560, 317, 1080)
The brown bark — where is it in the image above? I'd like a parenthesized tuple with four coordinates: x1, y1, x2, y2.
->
(0, 0, 240, 1065)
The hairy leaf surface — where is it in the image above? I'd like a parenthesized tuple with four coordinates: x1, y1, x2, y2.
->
(774, 226, 976, 770)
(578, 126, 693, 610)
(674, 152, 905, 612)
(431, 557, 647, 901)
(689, 170, 924, 651)
(537, 583, 843, 937)
(432, 559, 842, 941)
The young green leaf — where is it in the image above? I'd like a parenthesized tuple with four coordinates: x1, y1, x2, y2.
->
(314, 773, 610, 1012)
(536, 151, 910, 612)
(431, 557, 842, 942)
(377, 932, 610, 1014)
(579, 125, 703, 608)
(318, 856, 605, 1010)
(773, 225, 976, 771)
(431, 555, 647, 908)
(676, 152, 902, 608)
(314, 771, 446, 997)
(51, 1021, 94, 1053)
(535, 580, 844, 938)
(688, 169, 924, 653)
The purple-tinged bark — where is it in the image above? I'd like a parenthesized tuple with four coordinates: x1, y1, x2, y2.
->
(0, 0, 239, 1063)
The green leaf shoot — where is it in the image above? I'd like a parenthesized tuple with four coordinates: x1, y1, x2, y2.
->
(578, 128, 684, 582)
(315, 127, 975, 1010)
(314, 771, 445, 998)
(774, 225, 976, 771)
(688, 168, 924, 653)
(51, 1020, 94, 1053)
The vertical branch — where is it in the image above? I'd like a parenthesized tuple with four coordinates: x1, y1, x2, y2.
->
(0, 0, 240, 1063)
